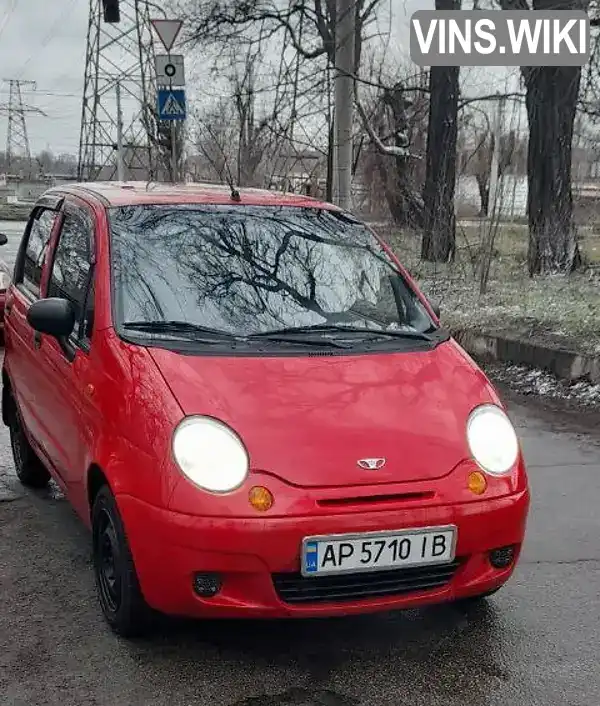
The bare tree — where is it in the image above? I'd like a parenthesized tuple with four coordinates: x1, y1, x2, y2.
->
(460, 109, 523, 216)
(499, 0, 586, 275)
(355, 76, 427, 227)
(179, 0, 385, 196)
(0, 149, 78, 178)
(231, 42, 292, 187)
(194, 102, 237, 183)
(421, 0, 461, 263)
(180, 0, 383, 69)
(190, 29, 318, 189)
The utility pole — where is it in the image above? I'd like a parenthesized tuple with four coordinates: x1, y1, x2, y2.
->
(115, 80, 125, 181)
(334, 0, 355, 210)
(79, 0, 159, 181)
(1, 79, 42, 170)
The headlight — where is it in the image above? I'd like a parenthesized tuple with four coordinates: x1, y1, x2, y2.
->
(172, 416, 249, 493)
(466, 404, 519, 476)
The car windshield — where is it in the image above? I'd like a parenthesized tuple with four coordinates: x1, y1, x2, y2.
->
(107, 204, 436, 340)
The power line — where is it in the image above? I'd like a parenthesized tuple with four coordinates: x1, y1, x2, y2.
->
(0, 90, 143, 104)
(15, 0, 79, 80)
(0, 0, 19, 43)
(0, 91, 79, 98)
(2, 0, 84, 136)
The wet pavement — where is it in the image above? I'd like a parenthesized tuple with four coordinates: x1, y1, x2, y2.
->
(1, 385, 599, 706)
(1, 221, 600, 704)
(0, 221, 25, 272)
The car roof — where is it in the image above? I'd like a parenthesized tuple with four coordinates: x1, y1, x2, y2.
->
(47, 181, 341, 210)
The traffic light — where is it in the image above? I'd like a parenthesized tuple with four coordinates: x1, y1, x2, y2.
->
(102, 0, 120, 23)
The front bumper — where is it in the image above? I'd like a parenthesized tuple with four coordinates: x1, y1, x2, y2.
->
(117, 487, 530, 618)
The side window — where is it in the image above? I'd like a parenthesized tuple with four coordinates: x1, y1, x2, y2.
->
(21, 209, 57, 297)
(47, 209, 94, 343)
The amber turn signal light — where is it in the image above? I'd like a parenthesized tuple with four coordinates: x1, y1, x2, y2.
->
(468, 471, 487, 495)
(249, 486, 274, 512)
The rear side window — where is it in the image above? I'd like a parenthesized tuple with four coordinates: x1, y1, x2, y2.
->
(21, 209, 57, 297)
(47, 210, 93, 341)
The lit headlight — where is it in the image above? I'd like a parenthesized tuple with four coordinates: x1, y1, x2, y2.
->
(172, 416, 249, 493)
(466, 404, 519, 476)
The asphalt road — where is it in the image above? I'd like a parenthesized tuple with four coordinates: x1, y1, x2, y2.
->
(1, 220, 600, 705)
(0, 221, 25, 272)
(1, 382, 600, 706)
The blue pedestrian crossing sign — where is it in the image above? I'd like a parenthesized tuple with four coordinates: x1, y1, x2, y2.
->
(157, 89, 186, 121)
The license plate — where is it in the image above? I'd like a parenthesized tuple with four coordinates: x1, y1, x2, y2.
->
(301, 525, 457, 577)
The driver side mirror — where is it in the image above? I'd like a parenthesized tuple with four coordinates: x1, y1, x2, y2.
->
(27, 298, 75, 339)
(0, 233, 8, 246)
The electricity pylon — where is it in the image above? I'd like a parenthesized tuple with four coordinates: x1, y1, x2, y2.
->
(78, 0, 160, 181)
(1, 79, 43, 168)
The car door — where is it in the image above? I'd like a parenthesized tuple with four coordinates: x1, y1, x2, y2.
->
(4, 196, 63, 457)
(36, 197, 98, 493)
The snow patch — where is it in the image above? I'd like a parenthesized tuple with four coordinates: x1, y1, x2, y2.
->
(491, 363, 600, 407)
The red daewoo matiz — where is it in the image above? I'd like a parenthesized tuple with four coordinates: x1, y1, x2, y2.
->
(2, 183, 530, 637)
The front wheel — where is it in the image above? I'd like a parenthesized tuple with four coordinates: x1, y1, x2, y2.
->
(8, 401, 50, 489)
(91, 485, 151, 638)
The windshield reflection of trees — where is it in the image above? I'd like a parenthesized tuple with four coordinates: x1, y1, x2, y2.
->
(110, 205, 428, 335)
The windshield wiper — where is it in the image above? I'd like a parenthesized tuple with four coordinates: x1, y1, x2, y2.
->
(122, 321, 351, 349)
(250, 324, 438, 342)
(122, 320, 242, 342)
(248, 331, 351, 349)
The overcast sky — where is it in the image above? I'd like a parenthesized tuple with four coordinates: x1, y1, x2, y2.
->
(0, 0, 517, 159)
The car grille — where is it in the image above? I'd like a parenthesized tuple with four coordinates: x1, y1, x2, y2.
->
(272, 560, 461, 605)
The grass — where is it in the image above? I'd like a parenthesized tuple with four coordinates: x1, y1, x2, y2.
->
(378, 221, 600, 357)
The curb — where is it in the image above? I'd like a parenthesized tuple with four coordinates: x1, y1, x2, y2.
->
(452, 329, 600, 386)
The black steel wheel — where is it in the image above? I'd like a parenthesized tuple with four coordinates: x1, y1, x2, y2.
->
(91, 485, 150, 637)
(8, 399, 50, 489)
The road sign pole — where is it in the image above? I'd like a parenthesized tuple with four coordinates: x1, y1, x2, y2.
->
(171, 121, 177, 182)
(151, 18, 185, 183)
(169, 48, 177, 183)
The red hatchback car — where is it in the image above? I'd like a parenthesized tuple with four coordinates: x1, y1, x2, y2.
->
(2, 183, 530, 637)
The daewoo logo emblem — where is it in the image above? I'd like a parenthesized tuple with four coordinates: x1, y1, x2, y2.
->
(357, 458, 386, 470)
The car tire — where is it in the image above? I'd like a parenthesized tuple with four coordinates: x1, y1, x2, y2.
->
(8, 401, 51, 489)
(91, 485, 151, 638)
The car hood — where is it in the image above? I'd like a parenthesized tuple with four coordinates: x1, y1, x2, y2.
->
(149, 340, 500, 488)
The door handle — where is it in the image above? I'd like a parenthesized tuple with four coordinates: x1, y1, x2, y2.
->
(33, 331, 41, 349)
